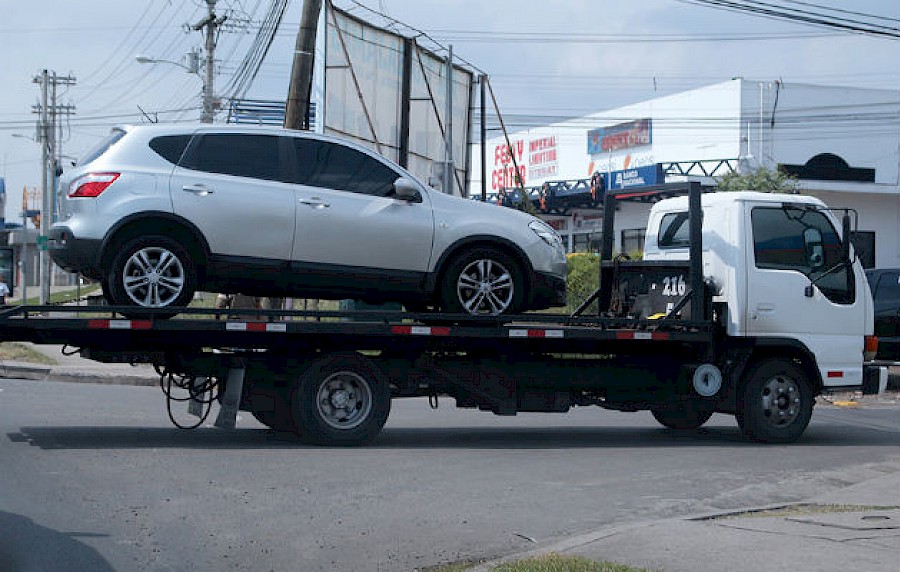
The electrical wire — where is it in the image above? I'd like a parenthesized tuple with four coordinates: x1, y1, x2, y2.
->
(676, 0, 900, 39)
(155, 363, 221, 430)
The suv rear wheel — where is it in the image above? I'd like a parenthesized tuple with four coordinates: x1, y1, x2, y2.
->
(107, 235, 197, 313)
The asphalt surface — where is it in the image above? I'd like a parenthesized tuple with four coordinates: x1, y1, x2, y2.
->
(0, 345, 898, 572)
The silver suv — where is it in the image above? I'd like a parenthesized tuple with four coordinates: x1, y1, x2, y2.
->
(50, 124, 567, 316)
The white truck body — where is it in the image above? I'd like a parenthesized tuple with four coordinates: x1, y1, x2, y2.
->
(643, 191, 874, 389)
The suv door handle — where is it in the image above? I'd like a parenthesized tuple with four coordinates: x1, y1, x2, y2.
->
(299, 198, 330, 208)
(182, 183, 214, 196)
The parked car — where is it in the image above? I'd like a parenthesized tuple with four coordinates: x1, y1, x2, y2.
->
(49, 124, 567, 317)
(865, 268, 900, 361)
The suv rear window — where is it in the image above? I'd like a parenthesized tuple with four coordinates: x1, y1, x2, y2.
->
(149, 135, 192, 165)
(78, 128, 126, 165)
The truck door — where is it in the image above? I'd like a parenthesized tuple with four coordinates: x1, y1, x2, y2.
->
(744, 204, 865, 382)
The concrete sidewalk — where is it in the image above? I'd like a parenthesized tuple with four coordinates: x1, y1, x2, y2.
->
(471, 468, 900, 572)
(0, 342, 159, 386)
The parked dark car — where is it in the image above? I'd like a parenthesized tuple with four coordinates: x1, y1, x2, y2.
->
(865, 268, 900, 361)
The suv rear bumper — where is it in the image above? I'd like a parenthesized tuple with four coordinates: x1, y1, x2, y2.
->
(48, 227, 102, 279)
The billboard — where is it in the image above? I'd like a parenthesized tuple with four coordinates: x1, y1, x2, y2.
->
(587, 119, 652, 154)
(323, 7, 473, 196)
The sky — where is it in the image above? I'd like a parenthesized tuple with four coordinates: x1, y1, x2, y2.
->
(1, 0, 898, 223)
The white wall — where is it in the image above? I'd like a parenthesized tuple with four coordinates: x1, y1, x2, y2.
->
(806, 189, 900, 269)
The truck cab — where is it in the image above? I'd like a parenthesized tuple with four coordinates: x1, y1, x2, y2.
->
(643, 191, 875, 390)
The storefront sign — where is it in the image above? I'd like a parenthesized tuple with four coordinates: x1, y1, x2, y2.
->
(607, 164, 664, 190)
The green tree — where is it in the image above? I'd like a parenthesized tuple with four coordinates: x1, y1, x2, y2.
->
(717, 166, 800, 194)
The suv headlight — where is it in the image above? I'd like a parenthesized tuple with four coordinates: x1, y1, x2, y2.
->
(529, 220, 563, 250)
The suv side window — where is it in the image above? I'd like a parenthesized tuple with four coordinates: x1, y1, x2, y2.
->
(293, 138, 398, 197)
(181, 134, 282, 181)
(149, 135, 192, 165)
(751, 206, 853, 304)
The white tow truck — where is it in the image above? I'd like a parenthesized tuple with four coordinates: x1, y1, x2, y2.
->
(0, 182, 881, 444)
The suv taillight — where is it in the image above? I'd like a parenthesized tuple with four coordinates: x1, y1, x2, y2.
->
(69, 172, 120, 198)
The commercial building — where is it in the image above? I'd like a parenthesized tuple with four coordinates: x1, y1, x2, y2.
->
(472, 78, 900, 269)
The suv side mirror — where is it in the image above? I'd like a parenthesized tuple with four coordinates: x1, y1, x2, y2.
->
(394, 177, 422, 202)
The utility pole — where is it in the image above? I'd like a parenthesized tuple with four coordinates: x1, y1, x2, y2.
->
(32, 70, 76, 305)
(285, 0, 323, 130)
(193, 1, 226, 123)
(443, 45, 454, 195)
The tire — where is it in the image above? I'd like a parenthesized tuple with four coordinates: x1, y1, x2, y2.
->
(251, 388, 296, 433)
(651, 401, 714, 430)
(736, 358, 814, 444)
(107, 235, 196, 316)
(291, 352, 391, 446)
(439, 247, 526, 316)
(252, 410, 295, 433)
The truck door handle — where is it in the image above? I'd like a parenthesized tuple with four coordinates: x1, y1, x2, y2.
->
(299, 198, 330, 208)
(756, 303, 775, 312)
(182, 183, 214, 196)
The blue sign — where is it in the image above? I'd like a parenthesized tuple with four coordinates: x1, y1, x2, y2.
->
(607, 164, 664, 190)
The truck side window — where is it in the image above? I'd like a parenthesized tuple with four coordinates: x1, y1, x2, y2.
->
(658, 212, 690, 248)
(752, 207, 854, 304)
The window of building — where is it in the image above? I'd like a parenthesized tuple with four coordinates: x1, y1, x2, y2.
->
(851, 231, 876, 269)
(621, 228, 646, 254)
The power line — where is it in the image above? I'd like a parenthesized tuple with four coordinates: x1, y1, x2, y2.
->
(677, 0, 900, 39)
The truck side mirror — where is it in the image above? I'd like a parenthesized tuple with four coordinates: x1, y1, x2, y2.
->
(842, 213, 852, 264)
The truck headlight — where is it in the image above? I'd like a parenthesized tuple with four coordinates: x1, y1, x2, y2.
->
(529, 220, 563, 251)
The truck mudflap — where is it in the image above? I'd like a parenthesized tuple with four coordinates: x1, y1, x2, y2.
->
(862, 365, 889, 395)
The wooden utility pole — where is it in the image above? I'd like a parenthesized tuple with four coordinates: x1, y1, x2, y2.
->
(285, 0, 323, 129)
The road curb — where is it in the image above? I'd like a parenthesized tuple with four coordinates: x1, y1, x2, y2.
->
(0, 361, 158, 387)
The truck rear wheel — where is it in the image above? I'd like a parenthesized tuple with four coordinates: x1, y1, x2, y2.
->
(651, 402, 713, 429)
(291, 352, 390, 446)
(736, 358, 814, 443)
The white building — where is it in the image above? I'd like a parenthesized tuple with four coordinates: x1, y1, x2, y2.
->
(472, 78, 900, 268)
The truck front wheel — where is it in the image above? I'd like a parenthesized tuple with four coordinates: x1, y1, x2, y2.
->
(736, 358, 814, 443)
(291, 352, 391, 446)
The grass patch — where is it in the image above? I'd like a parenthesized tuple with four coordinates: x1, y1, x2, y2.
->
(0, 342, 58, 365)
(492, 554, 652, 572)
(13, 284, 101, 306)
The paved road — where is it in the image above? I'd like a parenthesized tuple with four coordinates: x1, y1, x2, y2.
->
(1, 378, 898, 571)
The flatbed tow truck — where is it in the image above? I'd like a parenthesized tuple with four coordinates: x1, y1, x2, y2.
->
(0, 183, 882, 444)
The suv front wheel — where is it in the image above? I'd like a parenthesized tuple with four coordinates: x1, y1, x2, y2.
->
(107, 235, 197, 313)
(440, 246, 525, 316)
